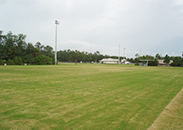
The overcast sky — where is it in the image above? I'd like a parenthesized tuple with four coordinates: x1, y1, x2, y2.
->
(1, 0, 183, 58)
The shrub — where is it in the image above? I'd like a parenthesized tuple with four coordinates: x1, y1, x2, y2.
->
(135, 63, 139, 66)
(148, 60, 158, 66)
(7, 59, 15, 65)
(0, 59, 6, 65)
(33, 55, 53, 65)
(14, 56, 23, 65)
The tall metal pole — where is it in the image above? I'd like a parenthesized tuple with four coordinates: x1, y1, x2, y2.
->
(55, 20, 59, 65)
(139, 50, 141, 56)
(118, 45, 120, 64)
(123, 48, 125, 58)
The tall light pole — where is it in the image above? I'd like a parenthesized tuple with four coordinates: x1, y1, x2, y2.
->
(55, 20, 59, 65)
(123, 48, 125, 58)
(118, 45, 120, 64)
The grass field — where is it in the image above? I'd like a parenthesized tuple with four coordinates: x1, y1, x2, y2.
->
(0, 64, 182, 130)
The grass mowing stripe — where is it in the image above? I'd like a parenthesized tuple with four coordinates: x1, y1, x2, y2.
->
(0, 64, 182, 129)
(1, 82, 174, 102)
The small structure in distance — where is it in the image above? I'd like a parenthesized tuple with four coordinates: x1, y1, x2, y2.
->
(121, 59, 133, 64)
(139, 59, 154, 66)
(100, 58, 119, 64)
(158, 60, 173, 66)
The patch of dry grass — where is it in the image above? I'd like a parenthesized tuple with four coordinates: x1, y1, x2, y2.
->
(148, 87, 183, 130)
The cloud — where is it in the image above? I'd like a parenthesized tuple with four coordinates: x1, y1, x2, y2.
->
(60, 40, 93, 52)
(1, 0, 183, 58)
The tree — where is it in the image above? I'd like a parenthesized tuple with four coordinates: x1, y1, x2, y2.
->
(34, 42, 43, 50)
(0, 59, 6, 65)
(164, 54, 170, 65)
(14, 34, 27, 61)
(14, 56, 23, 65)
(43, 45, 54, 58)
(4, 32, 16, 60)
(170, 57, 182, 66)
(33, 55, 53, 65)
(155, 53, 161, 59)
(127, 58, 135, 63)
(135, 53, 139, 63)
(0, 30, 55, 65)
(7, 59, 14, 65)
(148, 59, 158, 66)
(86, 53, 92, 62)
(72, 50, 80, 65)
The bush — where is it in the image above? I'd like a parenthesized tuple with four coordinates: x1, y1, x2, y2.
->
(7, 59, 15, 65)
(170, 62, 182, 67)
(170, 57, 182, 67)
(148, 60, 158, 66)
(24, 54, 35, 64)
(14, 56, 23, 65)
(135, 63, 139, 66)
(0, 59, 6, 65)
(33, 55, 53, 65)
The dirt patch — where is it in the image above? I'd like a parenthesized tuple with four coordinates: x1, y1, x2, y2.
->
(147, 87, 183, 130)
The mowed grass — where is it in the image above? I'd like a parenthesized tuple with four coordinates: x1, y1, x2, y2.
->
(0, 64, 182, 130)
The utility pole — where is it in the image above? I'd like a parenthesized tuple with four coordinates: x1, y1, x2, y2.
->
(55, 20, 59, 65)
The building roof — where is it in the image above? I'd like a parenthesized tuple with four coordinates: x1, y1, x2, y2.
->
(100, 58, 119, 62)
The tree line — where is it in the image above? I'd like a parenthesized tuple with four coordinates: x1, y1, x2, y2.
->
(0, 31, 112, 65)
(58, 50, 110, 63)
(134, 53, 183, 66)
(0, 31, 183, 66)
(0, 31, 54, 65)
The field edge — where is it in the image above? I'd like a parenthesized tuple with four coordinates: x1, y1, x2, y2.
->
(147, 87, 183, 130)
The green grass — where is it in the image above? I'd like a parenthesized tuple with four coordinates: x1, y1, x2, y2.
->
(0, 64, 182, 129)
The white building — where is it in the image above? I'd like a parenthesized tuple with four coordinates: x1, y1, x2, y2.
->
(100, 58, 119, 64)
(158, 60, 173, 66)
(121, 59, 132, 64)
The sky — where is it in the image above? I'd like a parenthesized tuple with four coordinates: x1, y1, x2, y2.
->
(0, 0, 183, 58)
